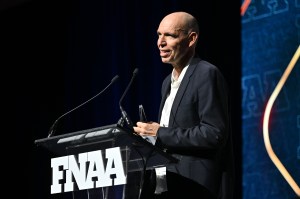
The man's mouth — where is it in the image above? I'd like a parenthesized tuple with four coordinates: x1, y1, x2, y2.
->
(160, 50, 171, 57)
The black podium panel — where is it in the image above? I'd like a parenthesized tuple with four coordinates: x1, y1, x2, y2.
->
(35, 124, 178, 199)
(35, 123, 177, 172)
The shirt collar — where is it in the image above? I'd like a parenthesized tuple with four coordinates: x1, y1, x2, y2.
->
(171, 61, 191, 85)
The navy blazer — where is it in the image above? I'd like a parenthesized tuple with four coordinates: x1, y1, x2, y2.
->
(156, 57, 234, 198)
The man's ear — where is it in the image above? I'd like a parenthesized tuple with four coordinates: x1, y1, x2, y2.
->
(189, 32, 198, 47)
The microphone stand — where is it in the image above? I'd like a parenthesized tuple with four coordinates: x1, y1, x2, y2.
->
(117, 68, 138, 130)
(47, 75, 119, 138)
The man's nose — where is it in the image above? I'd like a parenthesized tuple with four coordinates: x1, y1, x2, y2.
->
(158, 39, 166, 47)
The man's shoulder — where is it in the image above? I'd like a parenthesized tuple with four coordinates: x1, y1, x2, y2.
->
(191, 58, 219, 73)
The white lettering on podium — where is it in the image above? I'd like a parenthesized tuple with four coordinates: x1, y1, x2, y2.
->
(50, 147, 126, 194)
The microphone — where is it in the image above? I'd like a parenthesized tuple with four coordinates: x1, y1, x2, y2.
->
(47, 75, 119, 138)
(118, 68, 138, 129)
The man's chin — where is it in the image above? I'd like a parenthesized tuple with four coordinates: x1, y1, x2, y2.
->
(161, 57, 171, 63)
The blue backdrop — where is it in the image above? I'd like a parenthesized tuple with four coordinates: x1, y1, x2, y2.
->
(241, 0, 300, 198)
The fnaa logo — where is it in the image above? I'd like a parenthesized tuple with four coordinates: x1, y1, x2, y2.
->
(50, 147, 126, 194)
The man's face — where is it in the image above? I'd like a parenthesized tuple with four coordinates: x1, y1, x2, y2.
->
(157, 16, 190, 66)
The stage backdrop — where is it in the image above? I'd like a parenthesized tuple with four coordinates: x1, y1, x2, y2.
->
(12, 0, 300, 198)
(5, 1, 240, 199)
(241, 0, 300, 198)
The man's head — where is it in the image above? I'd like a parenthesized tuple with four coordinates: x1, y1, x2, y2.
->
(157, 12, 199, 69)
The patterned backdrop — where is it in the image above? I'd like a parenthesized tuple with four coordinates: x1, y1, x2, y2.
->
(241, 0, 300, 198)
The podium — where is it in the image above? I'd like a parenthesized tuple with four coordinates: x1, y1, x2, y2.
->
(34, 123, 177, 199)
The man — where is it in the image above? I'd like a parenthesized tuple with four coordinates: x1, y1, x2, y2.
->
(133, 11, 234, 199)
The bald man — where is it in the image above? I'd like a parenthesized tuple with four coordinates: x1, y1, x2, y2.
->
(134, 12, 234, 199)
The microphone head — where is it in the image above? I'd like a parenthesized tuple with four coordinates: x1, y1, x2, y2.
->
(133, 68, 139, 75)
(111, 75, 119, 83)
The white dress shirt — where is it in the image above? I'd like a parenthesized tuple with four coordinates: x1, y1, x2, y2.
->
(155, 65, 189, 194)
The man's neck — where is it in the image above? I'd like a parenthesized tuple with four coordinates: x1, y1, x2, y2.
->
(173, 54, 194, 78)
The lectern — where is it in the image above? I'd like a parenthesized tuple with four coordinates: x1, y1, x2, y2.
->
(35, 123, 177, 199)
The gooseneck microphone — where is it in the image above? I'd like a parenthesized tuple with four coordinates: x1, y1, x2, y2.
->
(118, 68, 139, 129)
(47, 75, 119, 138)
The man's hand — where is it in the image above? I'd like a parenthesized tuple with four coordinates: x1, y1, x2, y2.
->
(133, 121, 160, 136)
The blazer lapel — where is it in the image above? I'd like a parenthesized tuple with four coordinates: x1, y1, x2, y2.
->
(158, 74, 171, 120)
(169, 59, 198, 126)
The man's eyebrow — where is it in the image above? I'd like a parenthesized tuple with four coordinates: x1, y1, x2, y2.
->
(175, 28, 189, 34)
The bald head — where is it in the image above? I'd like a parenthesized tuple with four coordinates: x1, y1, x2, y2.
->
(160, 12, 199, 35)
(157, 12, 199, 69)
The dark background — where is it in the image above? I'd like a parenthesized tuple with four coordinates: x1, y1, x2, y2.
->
(1, 0, 241, 198)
